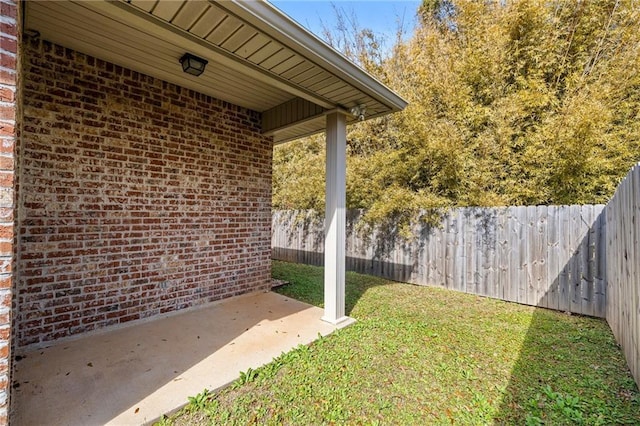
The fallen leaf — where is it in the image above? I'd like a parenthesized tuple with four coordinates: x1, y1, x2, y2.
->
(87, 362, 93, 367)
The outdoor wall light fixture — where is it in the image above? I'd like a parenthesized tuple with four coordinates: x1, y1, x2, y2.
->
(179, 53, 208, 76)
(350, 104, 367, 121)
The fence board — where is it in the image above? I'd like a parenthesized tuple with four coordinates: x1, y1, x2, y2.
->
(444, 215, 454, 289)
(486, 210, 497, 298)
(584, 205, 596, 317)
(535, 206, 547, 309)
(453, 212, 464, 292)
(547, 205, 560, 311)
(557, 206, 570, 312)
(434, 219, 444, 287)
(464, 210, 474, 293)
(595, 210, 606, 317)
(496, 208, 507, 301)
(507, 207, 519, 303)
(569, 205, 581, 314)
(516, 208, 527, 305)
(475, 209, 484, 297)
(425, 224, 434, 286)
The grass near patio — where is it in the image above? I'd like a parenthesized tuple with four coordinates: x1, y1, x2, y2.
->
(162, 261, 640, 425)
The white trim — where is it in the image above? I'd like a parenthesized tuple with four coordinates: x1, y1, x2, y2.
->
(220, 0, 408, 112)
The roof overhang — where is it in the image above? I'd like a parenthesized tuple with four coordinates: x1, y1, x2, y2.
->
(25, 0, 407, 144)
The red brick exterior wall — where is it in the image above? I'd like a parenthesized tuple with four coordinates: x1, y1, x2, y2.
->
(0, 0, 18, 422)
(16, 37, 273, 348)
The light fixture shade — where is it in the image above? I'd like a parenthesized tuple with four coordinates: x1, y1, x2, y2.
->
(179, 53, 208, 76)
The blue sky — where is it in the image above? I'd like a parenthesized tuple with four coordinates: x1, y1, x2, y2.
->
(270, 1, 422, 49)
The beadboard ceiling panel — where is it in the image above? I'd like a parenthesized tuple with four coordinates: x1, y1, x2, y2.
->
(170, 2, 210, 30)
(27, 1, 291, 112)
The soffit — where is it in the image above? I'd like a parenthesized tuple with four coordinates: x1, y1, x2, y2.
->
(25, 0, 407, 143)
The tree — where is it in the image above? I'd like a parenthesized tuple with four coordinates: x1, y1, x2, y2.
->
(273, 0, 640, 233)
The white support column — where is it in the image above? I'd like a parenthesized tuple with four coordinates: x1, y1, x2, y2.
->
(323, 111, 348, 325)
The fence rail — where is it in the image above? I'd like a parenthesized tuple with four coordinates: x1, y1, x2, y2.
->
(272, 205, 606, 318)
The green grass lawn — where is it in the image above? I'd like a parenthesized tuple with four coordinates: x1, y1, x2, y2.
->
(162, 261, 640, 425)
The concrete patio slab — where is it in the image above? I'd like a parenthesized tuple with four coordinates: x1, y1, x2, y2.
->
(12, 291, 354, 425)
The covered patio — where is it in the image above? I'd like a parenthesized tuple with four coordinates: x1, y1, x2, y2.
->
(13, 291, 354, 424)
(0, 0, 406, 423)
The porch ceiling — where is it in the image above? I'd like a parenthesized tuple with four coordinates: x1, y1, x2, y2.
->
(25, 0, 407, 144)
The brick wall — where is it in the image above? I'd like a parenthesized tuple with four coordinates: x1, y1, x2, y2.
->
(0, 0, 18, 422)
(16, 37, 273, 348)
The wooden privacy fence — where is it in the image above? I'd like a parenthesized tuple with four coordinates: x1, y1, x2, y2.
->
(272, 205, 607, 318)
(605, 163, 640, 385)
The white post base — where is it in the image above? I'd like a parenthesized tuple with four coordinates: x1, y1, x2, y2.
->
(321, 315, 355, 328)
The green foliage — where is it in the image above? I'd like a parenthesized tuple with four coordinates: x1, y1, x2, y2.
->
(272, 136, 326, 211)
(233, 368, 258, 388)
(273, 0, 640, 229)
(525, 385, 602, 425)
(186, 388, 211, 412)
(154, 415, 171, 426)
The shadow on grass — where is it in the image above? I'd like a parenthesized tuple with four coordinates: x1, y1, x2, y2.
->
(494, 306, 640, 424)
